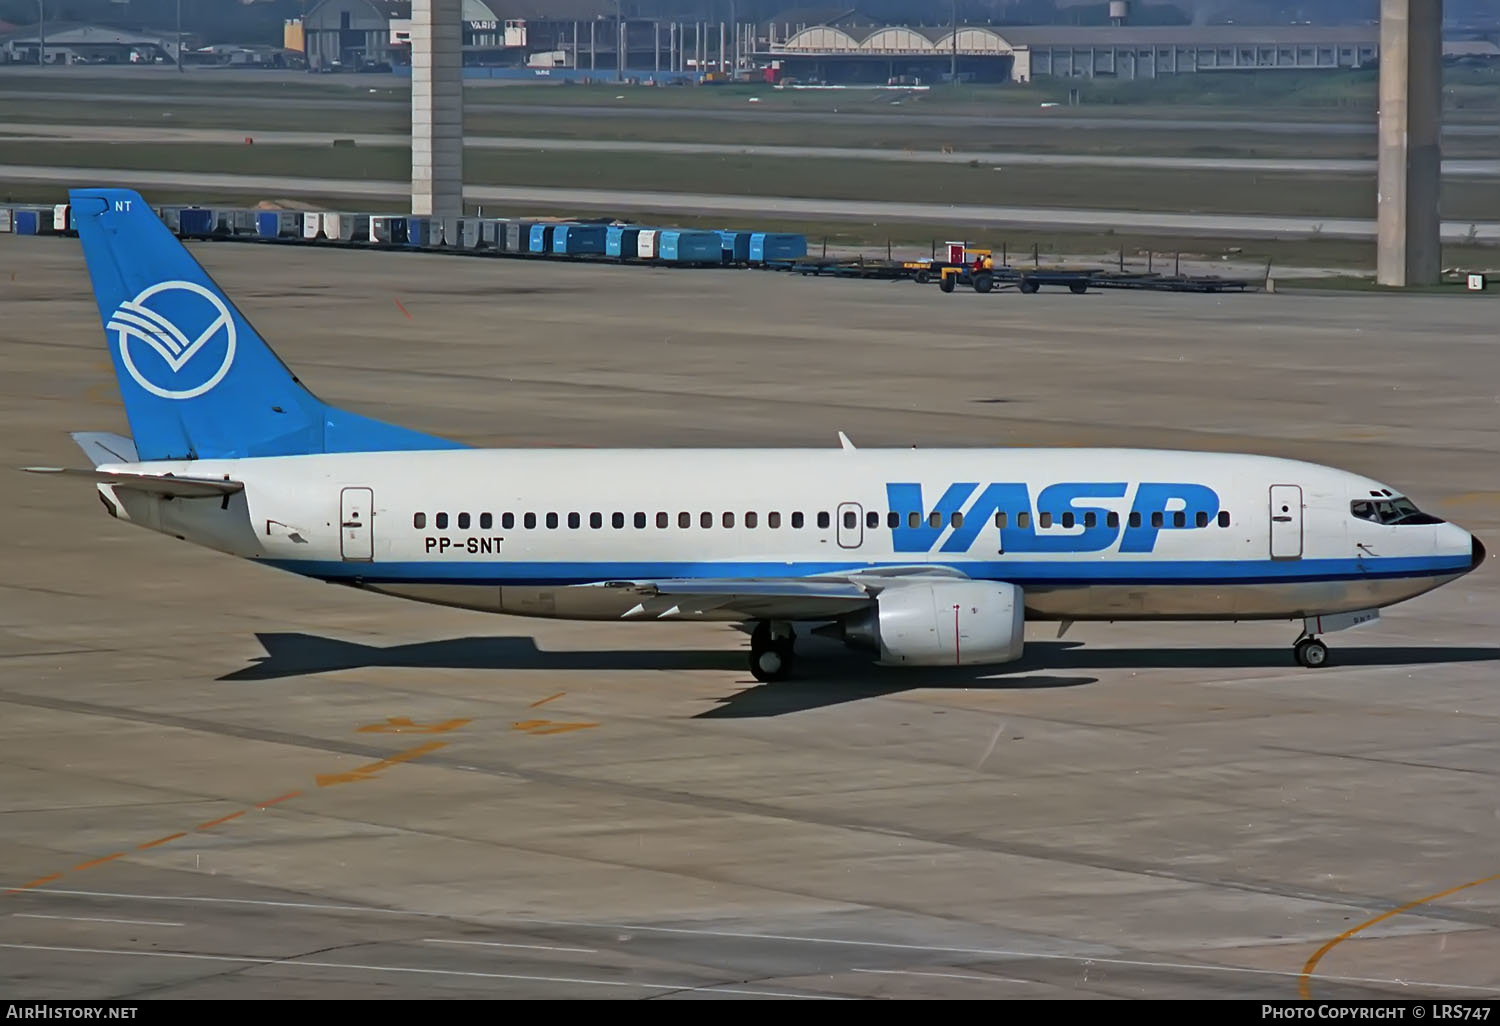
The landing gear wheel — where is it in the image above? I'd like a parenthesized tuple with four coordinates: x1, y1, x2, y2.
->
(1294, 637, 1330, 668)
(749, 641, 795, 682)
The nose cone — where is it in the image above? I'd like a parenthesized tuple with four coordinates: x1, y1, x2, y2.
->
(1474, 535, 1487, 570)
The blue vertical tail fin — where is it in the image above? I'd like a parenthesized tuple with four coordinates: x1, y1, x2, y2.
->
(71, 187, 465, 461)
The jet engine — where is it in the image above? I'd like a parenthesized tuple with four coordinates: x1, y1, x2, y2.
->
(828, 581, 1025, 667)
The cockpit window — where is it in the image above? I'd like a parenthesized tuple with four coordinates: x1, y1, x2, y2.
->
(1350, 497, 1444, 526)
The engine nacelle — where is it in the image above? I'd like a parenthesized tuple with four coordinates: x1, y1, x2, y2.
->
(837, 581, 1025, 667)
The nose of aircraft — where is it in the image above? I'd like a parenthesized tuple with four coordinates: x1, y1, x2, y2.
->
(1474, 535, 1487, 570)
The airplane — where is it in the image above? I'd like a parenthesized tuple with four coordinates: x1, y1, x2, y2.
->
(25, 187, 1487, 683)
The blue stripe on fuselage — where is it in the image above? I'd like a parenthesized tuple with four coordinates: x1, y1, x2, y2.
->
(262, 555, 1472, 587)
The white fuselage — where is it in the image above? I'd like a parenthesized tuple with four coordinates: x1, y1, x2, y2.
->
(94, 447, 1477, 624)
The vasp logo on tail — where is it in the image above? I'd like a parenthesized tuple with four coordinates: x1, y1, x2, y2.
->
(107, 280, 236, 400)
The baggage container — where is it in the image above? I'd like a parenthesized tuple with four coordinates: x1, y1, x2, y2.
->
(227, 209, 258, 236)
(474, 218, 499, 250)
(407, 217, 433, 247)
(338, 213, 370, 243)
(178, 207, 215, 238)
(506, 220, 527, 252)
(13, 209, 40, 235)
(257, 211, 298, 238)
(717, 230, 752, 264)
(658, 229, 722, 264)
(529, 222, 561, 254)
(553, 223, 606, 255)
(606, 225, 642, 259)
(750, 232, 808, 264)
(0, 208, 12, 233)
(302, 212, 324, 240)
(369, 215, 408, 244)
(52, 203, 77, 236)
(637, 228, 659, 259)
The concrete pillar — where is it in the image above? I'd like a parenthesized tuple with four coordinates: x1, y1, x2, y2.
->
(1378, 0, 1443, 286)
(410, 0, 463, 219)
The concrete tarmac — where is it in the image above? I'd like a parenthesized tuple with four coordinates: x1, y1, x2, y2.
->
(7, 165, 1500, 242)
(4, 122, 1497, 178)
(1, 236, 1498, 999)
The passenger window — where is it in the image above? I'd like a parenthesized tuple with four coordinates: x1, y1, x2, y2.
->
(866, 511, 879, 529)
(1151, 512, 1163, 528)
(724, 512, 735, 528)
(1107, 511, 1119, 528)
(995, 512, 1007, 529)
(480, 513, 492, 530)
(1083, 512, 1096, 528)
(1195, 511, 1208, 528)
(928, 512, 942, 529)
(458, 512, 470, 529)
(634, 512, 646, 529)
(769, 512, 782, 529)
(502, 512, 514, 530)
(612, 512, 624, 529)
(844, 511, 857, 529)
(1039, 512, 1052, 528)
(436, 512, 449, 529)
(909, 512, 920, 529)
(1128, 512, 1141, 528)
(792, 512, 804, 528)
(413, 512, 426, 529)
(524, 513, 536, 529)
(1173, 511, 1185, 528)
(589, 512, 601, 529)
(888, 511, 899, 529)
(1218, 511, 1230, 527)
(657, 512, 668, 529)
(546, 513, 559, 529)
(746, 512, 757, 528)
(816, 511, 829, 529)
(701, 512, 712, 529)
(568, 512, 580, 529)
(1061, 512, 1075, 529)
(678, 512, 690, 528)
(1017, 511, 1030, 529)
(951, 512, 963, 528)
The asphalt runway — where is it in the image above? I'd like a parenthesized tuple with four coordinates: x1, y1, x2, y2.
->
(7, 165, 1500, 242)
(4, 80, 1500, 137)
(2, 235, 1498, 999)
(4, 122, 1496, 178)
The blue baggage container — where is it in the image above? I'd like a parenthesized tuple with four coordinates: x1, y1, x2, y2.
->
(717, 230, 752, 264)
(605, 225, 643, 259)
(553, 224, 606, 255)
(178, 207, 215, 238)
(256, 211, 299, 238)
(749, 232, 808, 264)
(658, 229, 722, 264)
(407, 217, 432, 247)
(529, 222, 563, 254)
(13, 209, 39, 235)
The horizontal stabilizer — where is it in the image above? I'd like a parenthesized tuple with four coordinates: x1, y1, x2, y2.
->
(23, 466, 244, 499)
(71, 431, 139, 467)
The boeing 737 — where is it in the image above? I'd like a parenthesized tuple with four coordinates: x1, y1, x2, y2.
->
(26, 188, 1487, 682)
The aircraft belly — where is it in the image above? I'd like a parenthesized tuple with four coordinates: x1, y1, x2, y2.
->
(1024, 575, 1460, 621)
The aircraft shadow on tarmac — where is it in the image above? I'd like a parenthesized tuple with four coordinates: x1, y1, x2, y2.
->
(217, 632, 1500, 717)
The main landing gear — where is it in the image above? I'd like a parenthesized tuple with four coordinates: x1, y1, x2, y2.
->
(1293, 634, 1330, 668)
(749, 621, 797, 682)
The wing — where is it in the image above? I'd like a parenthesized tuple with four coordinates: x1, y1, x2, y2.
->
(590, 566, 971, 621)
(22, 467, 244, 499)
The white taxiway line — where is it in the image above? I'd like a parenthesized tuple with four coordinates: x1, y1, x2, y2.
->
(853, 967, 1037, 986)
(13, 913, 184, 928)
(423, 937, 598, 954)
(0, 942, 843, 999)
(16, 887, 1500, 994)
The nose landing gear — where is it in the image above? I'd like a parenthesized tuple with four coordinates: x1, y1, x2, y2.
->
(749, 621, 797, 682)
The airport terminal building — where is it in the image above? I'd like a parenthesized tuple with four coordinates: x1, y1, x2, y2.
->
(757, 22, 1384, 85)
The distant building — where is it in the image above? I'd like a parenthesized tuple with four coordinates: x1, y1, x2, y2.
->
(0, 22, 183, 65)
(758, 22, 1385, 84)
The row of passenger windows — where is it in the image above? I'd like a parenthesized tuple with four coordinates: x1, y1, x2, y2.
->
(413, 509, 1233, 530)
